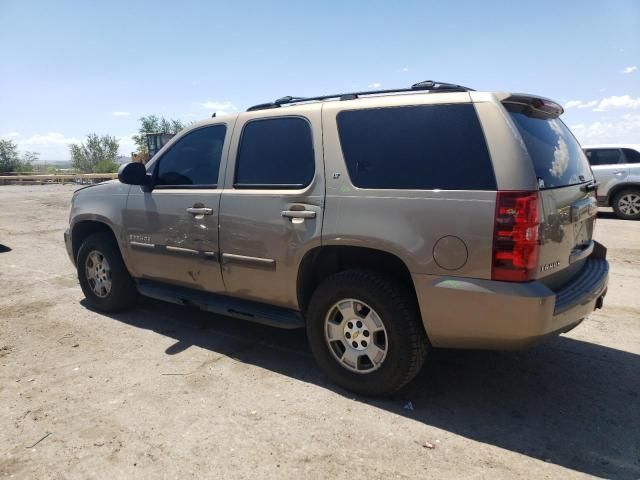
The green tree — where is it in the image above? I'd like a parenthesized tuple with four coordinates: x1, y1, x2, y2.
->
(20, 151, 38, 172)
(69, 134, 119, 173)
(0, 141, 40, 172)
(0, 138, 20, 173)
(94, 159, 119, 173)
(133, 115, 185, 154)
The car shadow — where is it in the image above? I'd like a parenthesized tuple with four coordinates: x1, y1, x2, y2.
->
(85, 298, 640, 479)
(597, 211, 620, 220)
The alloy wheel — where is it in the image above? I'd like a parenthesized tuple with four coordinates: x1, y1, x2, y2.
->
(618, 193, 640, 216)
(324, 298, 388, 374)
(85, 250, 112, 298)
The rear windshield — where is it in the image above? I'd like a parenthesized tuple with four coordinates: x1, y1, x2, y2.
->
(508, 111, 593, 189)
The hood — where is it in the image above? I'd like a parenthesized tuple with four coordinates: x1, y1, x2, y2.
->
(73, 179, 119, 194)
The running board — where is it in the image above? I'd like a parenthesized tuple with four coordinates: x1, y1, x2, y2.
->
(136, 280, 304, 329)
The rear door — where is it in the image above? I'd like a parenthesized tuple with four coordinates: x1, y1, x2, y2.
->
(585, 148, 629, 199)
(505, 104, 597, 284)
(218, 106, 324, 309)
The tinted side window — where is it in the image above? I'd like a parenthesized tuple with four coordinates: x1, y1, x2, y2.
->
(622, 148, 640, 164)
(235, 117, 315, 188)
(585, 149, 624, 166)
(156, 125, 226, 187)
(336, 104, 495, 190)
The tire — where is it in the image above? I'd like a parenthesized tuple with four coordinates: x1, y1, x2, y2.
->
(306, 269, 428, 396)
(77, 232, 137, 312)
(612, 188, 640, 220)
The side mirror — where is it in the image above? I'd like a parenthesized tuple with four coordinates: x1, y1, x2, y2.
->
(118, 162, 148, 186)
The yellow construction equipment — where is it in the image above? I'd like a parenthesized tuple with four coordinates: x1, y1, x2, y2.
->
(131, 133, 175, 164)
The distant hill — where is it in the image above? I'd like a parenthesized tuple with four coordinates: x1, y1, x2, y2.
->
(33, 157, 129, 169)
(38, 160, 73, 168)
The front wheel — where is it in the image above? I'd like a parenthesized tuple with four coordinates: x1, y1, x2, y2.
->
(306, 270, 428, 396)
(77, 232, 137, 312)
(612, 188, 640, 220)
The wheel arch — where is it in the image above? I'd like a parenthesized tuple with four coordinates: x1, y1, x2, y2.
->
(71, 219, 119, 264)
(296, 245, 419, 315)
(607, 182, 640, 206)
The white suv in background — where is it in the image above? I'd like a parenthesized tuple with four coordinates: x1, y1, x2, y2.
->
(584, 145, 640, 220)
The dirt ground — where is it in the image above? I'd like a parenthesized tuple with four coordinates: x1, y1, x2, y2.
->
(0, 184, 638, 479)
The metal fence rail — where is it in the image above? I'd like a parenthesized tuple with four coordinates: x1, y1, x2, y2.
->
(0, 173, 118, 185)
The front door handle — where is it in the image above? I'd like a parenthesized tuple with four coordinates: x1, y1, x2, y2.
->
(282, 210, 316, 219)
(187, 207, 213, 215)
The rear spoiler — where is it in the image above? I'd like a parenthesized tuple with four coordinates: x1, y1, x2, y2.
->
(496, 93, 564, 119)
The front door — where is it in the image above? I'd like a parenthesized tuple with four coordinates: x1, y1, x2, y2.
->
(123, 123, 232, 292)
(218, 106, 324, 309)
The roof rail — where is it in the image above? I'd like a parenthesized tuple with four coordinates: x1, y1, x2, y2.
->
(246, 80, 474, 112)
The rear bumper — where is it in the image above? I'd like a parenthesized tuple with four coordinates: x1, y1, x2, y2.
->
(413, 242, 609, 350)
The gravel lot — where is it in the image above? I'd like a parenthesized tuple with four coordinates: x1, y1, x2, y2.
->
(1, 184, 639, 479)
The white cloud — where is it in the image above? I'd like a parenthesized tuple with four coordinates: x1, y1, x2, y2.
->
(200, 100, 238, 116)
(112, 111, 130, 116)
(580, 100, 599, 109)
(622, 65, 637, 74)
(368, 82, 382, 88)
(571, 114, 640, 144)
(21, 132, 81, 146)
(1, 132, 20, 138)
(565, 95, 640, 112)
(564, 100, 597, 109)
(593, 95, 640, 111)
(401, 67, 409, 72)
(116, 133, 137, 156)
(9, 132, 81, 160)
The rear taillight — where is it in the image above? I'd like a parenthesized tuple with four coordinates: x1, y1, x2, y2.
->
(492, 191, 540, 282)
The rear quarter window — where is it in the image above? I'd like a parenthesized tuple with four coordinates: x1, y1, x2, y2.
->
(622, 148, 640, 164)
(336, 103, 496, 190)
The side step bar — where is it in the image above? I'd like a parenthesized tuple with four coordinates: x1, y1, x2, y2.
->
(137, 280, 304, 329)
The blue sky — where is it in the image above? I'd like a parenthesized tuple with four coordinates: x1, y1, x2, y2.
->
(0, 0, 638, 160)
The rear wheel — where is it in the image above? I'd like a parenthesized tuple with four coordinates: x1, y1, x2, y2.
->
(306, 269, 428, 396)
(77, 232, 137, 312)
(612, 188, 640, 220)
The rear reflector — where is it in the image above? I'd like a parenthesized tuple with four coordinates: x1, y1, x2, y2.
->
(492, 191, 540, 282)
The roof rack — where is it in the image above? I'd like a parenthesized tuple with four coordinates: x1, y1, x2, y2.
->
(246, 80, 474, 112)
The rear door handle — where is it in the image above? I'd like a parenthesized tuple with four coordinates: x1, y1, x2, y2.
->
(282, 210, 316, 219)
(187, 207, 213, 215)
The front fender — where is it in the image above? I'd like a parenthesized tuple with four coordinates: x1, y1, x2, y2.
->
(70, 182, 133, 270)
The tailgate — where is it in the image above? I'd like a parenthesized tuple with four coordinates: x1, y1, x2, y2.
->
(504, 97, 597, 286)
(537, 185, 597, 286)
